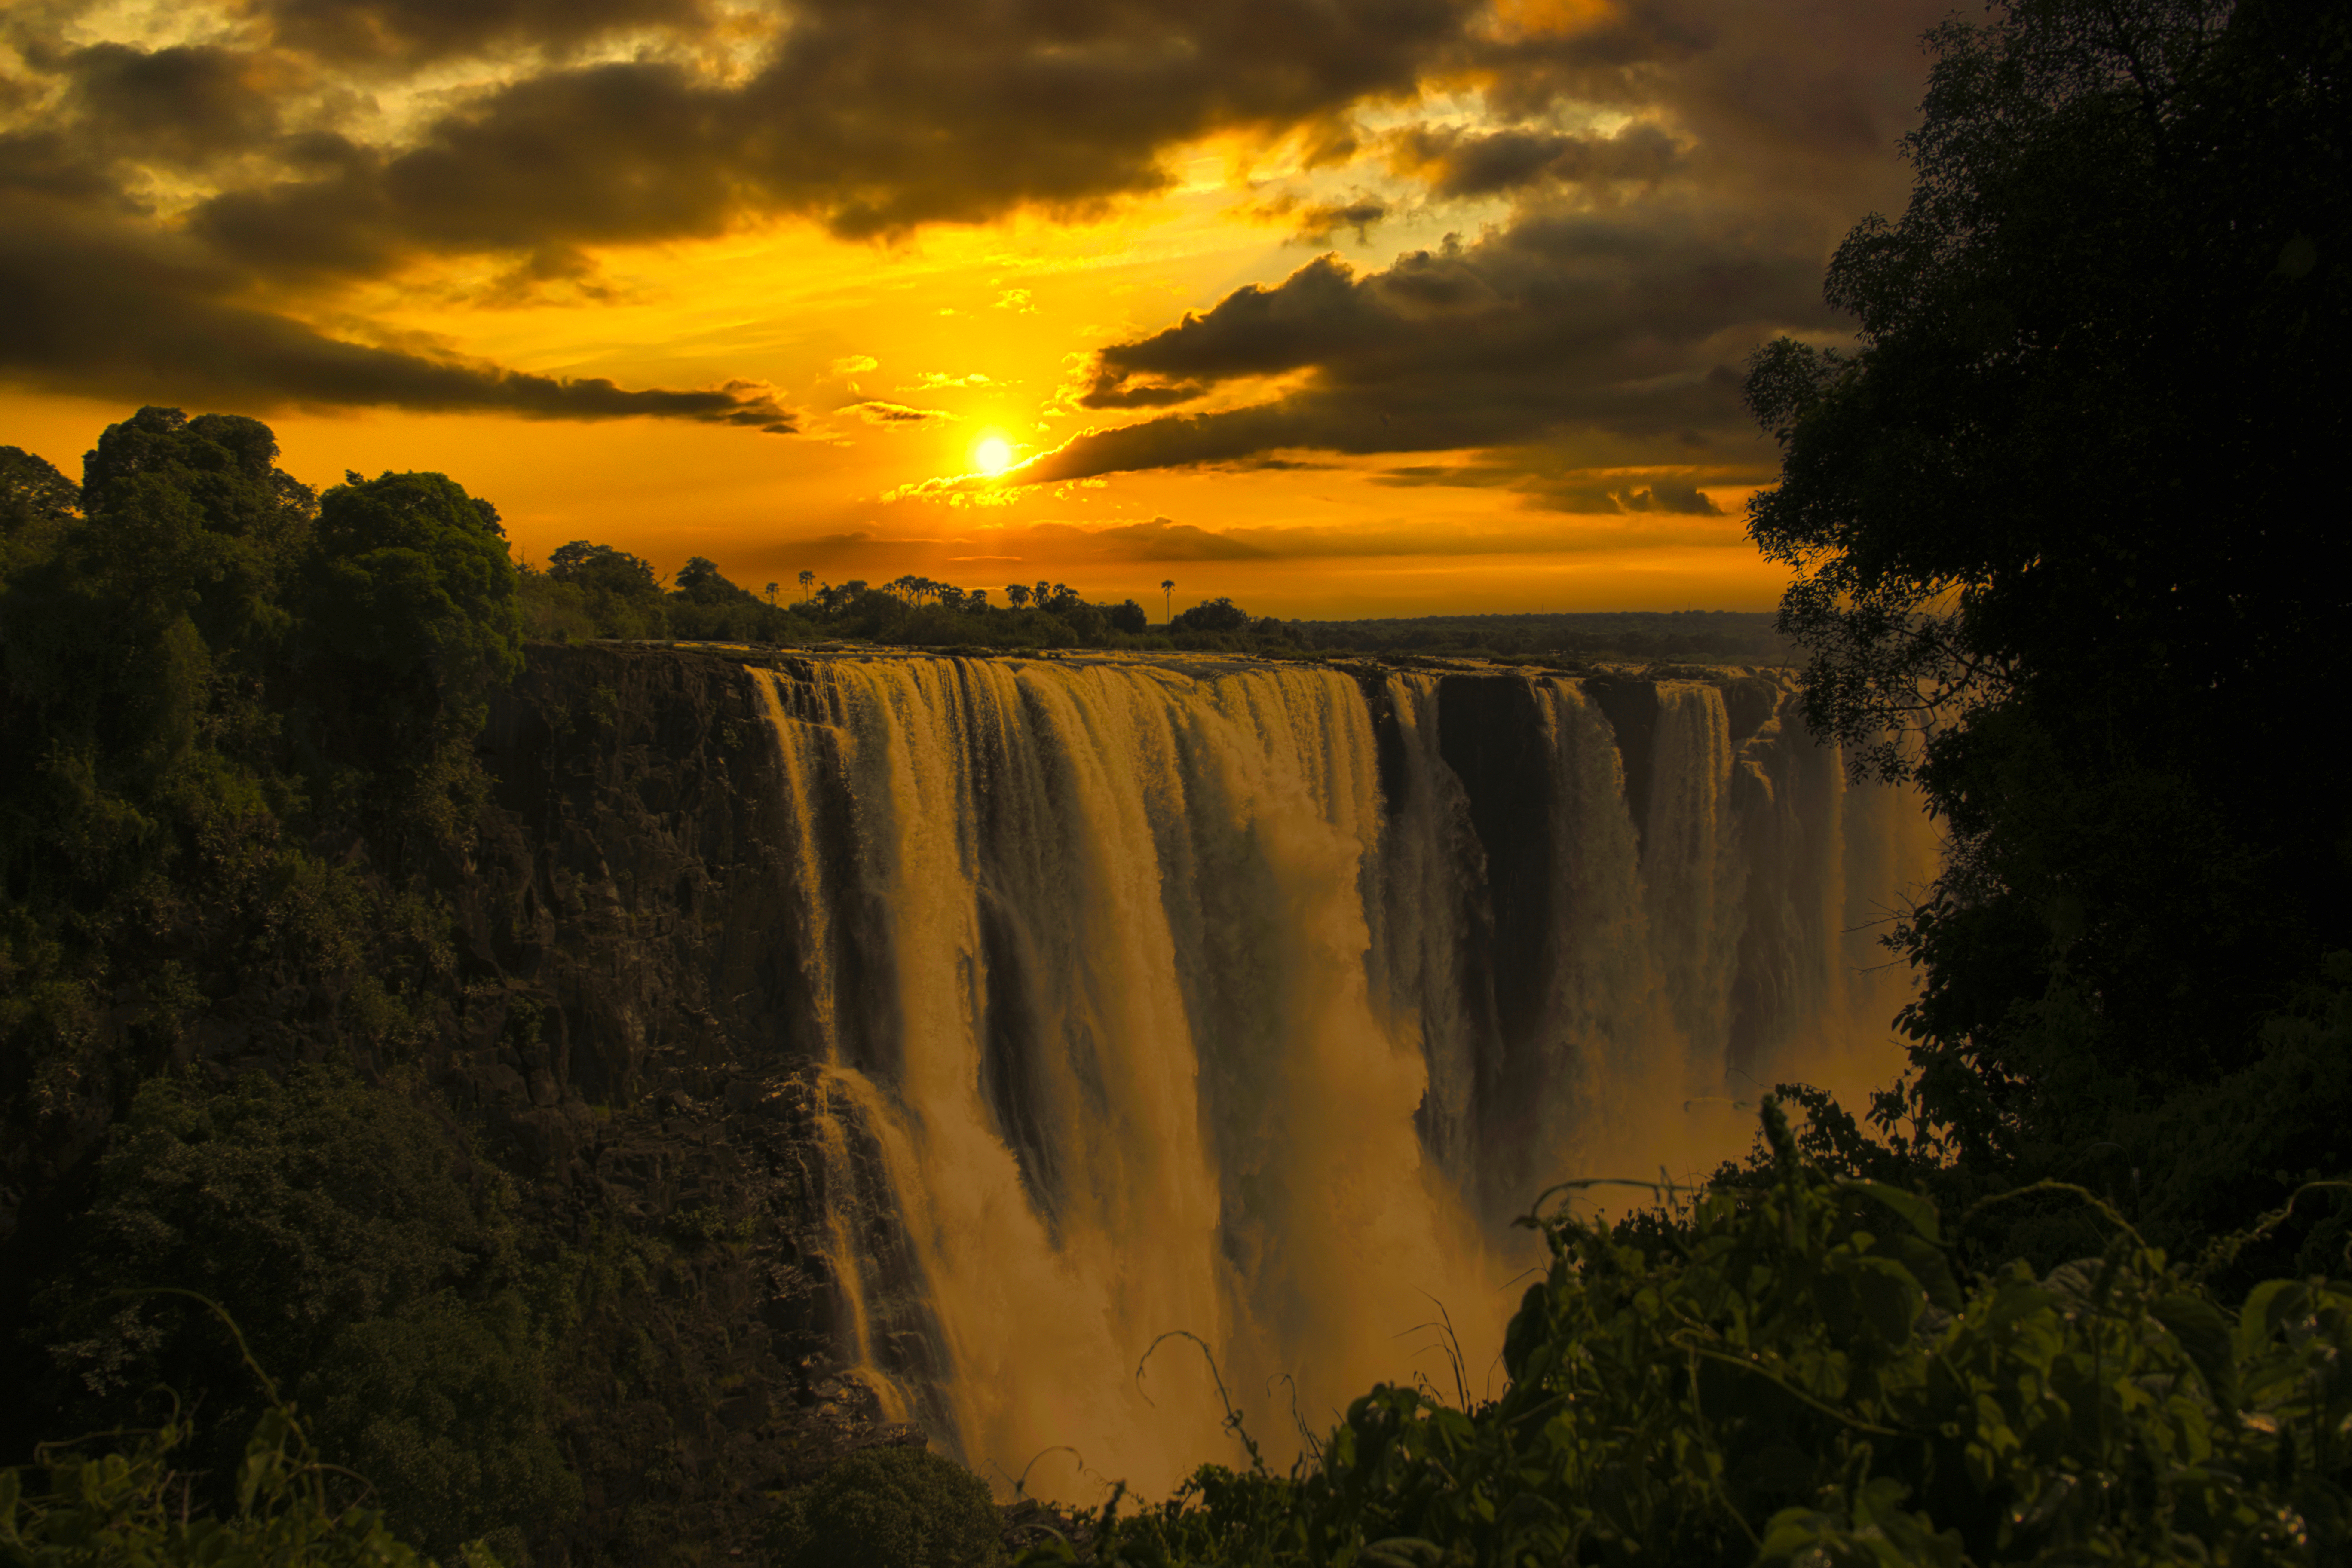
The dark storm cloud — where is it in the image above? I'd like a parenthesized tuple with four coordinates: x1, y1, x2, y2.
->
(1377, 453, 1749, 514)
(1387, 122, 1681, 198)
(0, 0, 1471, 420)
(1247, 194, 1393, 246)
(1025, 0, 1956, 495)
(187, 0, 1472, 283)
(0, 194, 794, 429)
(66, 43, 288, 162)
(1035, 211, 1825, 485)
(0, 0, 1949, 429)
(259, 0, 710, 67)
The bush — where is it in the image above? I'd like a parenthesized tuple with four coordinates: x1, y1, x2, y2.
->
(1036, 1100, 2352, 1565)
(0, 1404, 444, 1568)
(31, 1065, 575, 1559)
(771, 1447, 1003, 1568)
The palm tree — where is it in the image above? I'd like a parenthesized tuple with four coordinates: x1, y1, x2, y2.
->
(764, 582, 779, 606)
(1161, 579, 1175, 624)
(798, 568, 815, 601)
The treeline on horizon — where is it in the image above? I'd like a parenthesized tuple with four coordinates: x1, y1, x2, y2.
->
(2, 0, 2348, 1564)
(520, 543, 1789, 665)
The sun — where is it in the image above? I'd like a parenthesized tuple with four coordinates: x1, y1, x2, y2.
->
(973, 435, 1014, 475)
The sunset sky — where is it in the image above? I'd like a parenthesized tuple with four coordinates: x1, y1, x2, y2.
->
(1, 0, 1954, 616)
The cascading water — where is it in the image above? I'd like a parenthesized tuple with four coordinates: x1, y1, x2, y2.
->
(747, 652, 1937, 1498)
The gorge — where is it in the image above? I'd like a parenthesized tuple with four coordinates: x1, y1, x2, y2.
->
(692, 649, 1937, 1498)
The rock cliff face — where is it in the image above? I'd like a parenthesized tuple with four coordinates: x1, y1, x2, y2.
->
(345, 642, 1909, 1550)
(434, 645, 907, 1563)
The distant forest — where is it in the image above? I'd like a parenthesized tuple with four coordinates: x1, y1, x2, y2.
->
(517, 545, 1790, 665)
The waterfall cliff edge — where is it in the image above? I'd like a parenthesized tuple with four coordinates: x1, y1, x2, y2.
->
(411, 646, 1937, 1504)
(695, 648, 1940, 1498)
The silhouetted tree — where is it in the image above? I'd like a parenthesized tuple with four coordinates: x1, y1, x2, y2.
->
(303, 469, 523, 831)
(548, 541, 658, 598)
(1746, 0, 2351, 1160)
(1172, 597, 1250, 633)
(0, 446, 78, 539)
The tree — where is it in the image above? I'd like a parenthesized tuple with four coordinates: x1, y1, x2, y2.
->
(1161, 579, 1175, 624)
(770, 1447, 1002, 1568)
(1172, 597, 1250, 634)
(1005, 583, 1030, 609)
(541, 541, 665, 639)
(676, 556, 753, 605)
(1745, 0, 2350, 1156)
(797, 567, 814, 600)
(307, 473, 522, 737)
(0, 446, 78, 542)
(546, 540, 659, 598)
(1109, 599, 1148, 634)
(0, 408, 318, 911)
(33, 1065, 576, 1556)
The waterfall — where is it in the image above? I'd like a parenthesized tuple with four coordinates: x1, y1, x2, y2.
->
(748, 652, 1938, 1498)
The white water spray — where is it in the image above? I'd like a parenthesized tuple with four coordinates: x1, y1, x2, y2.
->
(749, 653, 1937, 1498)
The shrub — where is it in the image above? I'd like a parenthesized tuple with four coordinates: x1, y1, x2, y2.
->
(0, 1406, 445, 1568)
(771, 1446, 1003, 1568)
(1034, 1100, 2352, 1565)
(31, 1065, 576, 1559)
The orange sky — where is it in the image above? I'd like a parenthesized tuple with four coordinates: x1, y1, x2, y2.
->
(0, 0, 1954, 616)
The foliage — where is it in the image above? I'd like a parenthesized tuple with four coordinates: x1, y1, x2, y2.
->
(28, 1065, 575, 1561)
(302, 472, 524, 842)
(1, 1292, 490, 1568)
(0, 447, 78, 544)
(0, 411, 521, 1292)
(1170, 599, 1250, 635)
(0, 1406, 441, 1568)
(1743, 0, 2351, 1159)
(1026, 1102, 2352, 1566)
(530, 543, 669, 642)
(770, 1446, 1004, 1568)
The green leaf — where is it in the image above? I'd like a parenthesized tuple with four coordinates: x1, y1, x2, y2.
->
(1848, 1255, 1926, 1343)
(1841, 1180, 1942, 1243)
(1878, 1232, 1963, 1311)
(2236, 1280, 2308, 1363)
(1360, 1536, 1447, 1566)
(2153, 1293, 2239, 1417)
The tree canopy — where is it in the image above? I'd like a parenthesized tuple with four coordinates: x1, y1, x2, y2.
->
(1745, 0, 2350, 1161)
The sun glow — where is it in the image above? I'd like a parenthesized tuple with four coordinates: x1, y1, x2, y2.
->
(973, 434, 1014, 475)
